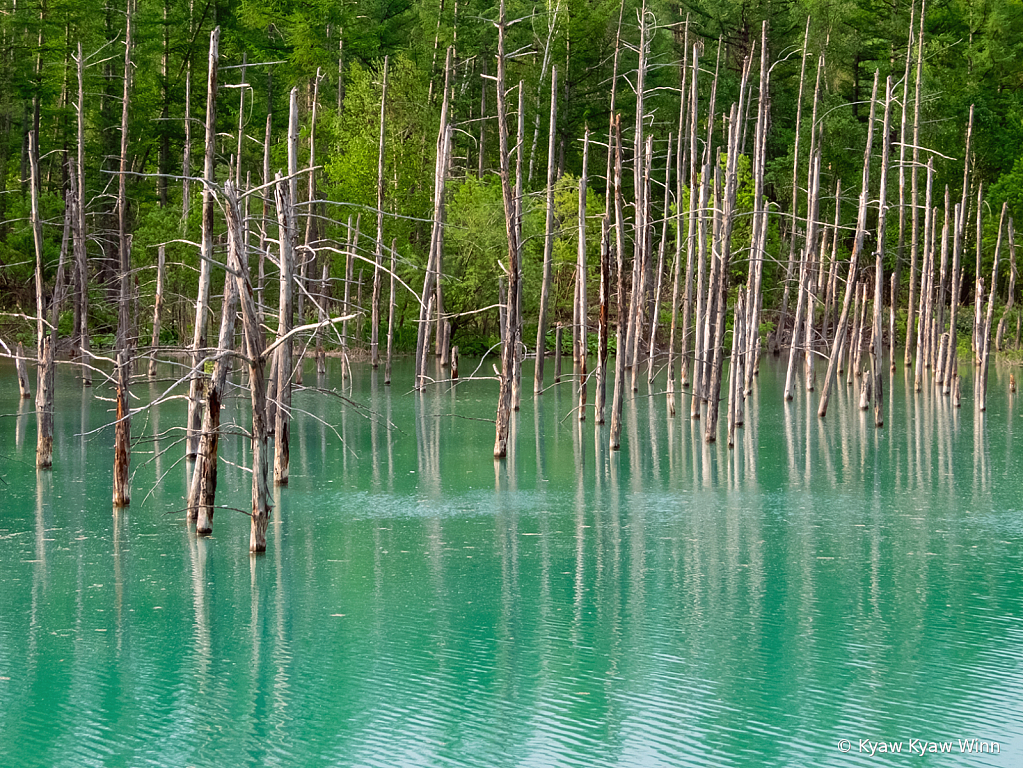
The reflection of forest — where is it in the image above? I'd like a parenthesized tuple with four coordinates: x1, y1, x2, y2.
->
(0, 357, 1020, 765)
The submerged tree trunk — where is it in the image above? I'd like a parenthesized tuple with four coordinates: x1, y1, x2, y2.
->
(186, 27, 220, 459)
(534, 67, 558, 394)
(493, 2, 518, 458)
(225, 181, 270, 553)
(274, 172, 296, 486)
(113, 351, 131, 506)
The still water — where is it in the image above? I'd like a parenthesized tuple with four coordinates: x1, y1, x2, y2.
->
(1, 355, 1022, 767)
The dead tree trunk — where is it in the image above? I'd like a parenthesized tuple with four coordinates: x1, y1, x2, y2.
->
(16, 343, 31, 398)
(577, 129, 589, 420)
(385, 236, 397, 384)
(904, 2, 927, 362)
(186, 26, 219, 459)
(224, 181, 270, 553)
(416, 49, 452, 391)
(189, 239, 240, 533)
(113, 351, 131, 506)
(493, 2, 517, 458)
(74, 44, 91, 386)
(818, 71, 880, 418)
(148, 244, 165, 378)
(996, 220, 1016, 350)
(780, 17, 811, 334)
(978, 204, 1006, 411)
(609, 115, 628, 451)
(273, 173, 296, 486)
(534, 66, 558, 393)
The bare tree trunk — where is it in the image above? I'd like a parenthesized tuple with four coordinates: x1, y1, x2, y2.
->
(818, 71, 880, 418)
(647, 135, 672, 386)
(894, 5, 915, 353)
(274, 172, 296, 486)
(904, 1, 927, 362)
(534, 67, 558, 393)
(343, 215, 359, 355)
(186, 27, 219, 459)
(978, 204, 1007, 411)
(972, 184, 984, 364)
(944, 203, 964, 395)
(416, 49, 452, 391)
(189, 243, 240, 533)
(385, 237, 397, 384)
(609, 116, 628, 451)
(148, 244, 165, 378)
(372, 57, 389, 368)
(780, 17, 811, 333)
(16, 343, 32, 398)
(73, 44, 91, 386)
(224, 181, 270, 552)
(680, 43, 700, 391)
(870, 76, 893, 426)
(113, 351, 131, 506)
(493, 1, 517, 458)
(727, 291, 745, 448)
(577, 130, 589, 420)
(996, 220, 1016, 350)
(512, 84, 525, 411)
(704, 105, 741, 443)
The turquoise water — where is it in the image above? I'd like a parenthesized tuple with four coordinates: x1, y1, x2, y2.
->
(1, 355, 1022, 767)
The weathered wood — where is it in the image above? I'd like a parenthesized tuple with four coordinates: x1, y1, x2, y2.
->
(680, 42, 700, 391)
(224, 181, 270, 553)
(16, 342, 31, 398)
(273, 173, 296, 486)
(316, 262, 329, 377)
(385, 237, 397, 384)
(647, 134, 672, 387)
(35, 337, 54, 469)
(904, 1, 927, 362)
(870, 76, 893, 426)
(74, 44, 91, 386)
(451, 345, 459, 379)
(113, 351, 131, 507)
(610, 115, 628, 451)
(417, 50, 452, 391)
(727, 291, 745, 448)
(257, 113, 272, 327)
(780, 17, 811, 334)
(577, 129, 589, 421)
(512, 83, 525, 412)
(894, 4, 915, 337)
(189, 238, 240, 533)
(493, 3, 517, 459)
(534, 66, 558, 394)
(186, 26, 220, 459)
(978, 203, 1007, 411)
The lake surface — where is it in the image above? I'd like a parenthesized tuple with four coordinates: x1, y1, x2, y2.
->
(1, 354, 1022, 767)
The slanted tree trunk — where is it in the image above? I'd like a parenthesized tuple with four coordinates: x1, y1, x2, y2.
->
(186, 27, 219, 459)
(818, 71, 880, 418)
(224, 181, 270, 553)
(188, 241, 239, 532)
(416, 49, 452, 391)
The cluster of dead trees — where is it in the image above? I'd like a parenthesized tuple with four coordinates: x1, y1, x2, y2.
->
(4, 1, 1021, 552)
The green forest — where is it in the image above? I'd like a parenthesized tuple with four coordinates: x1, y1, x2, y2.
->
(2, 0, 1021, 357)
